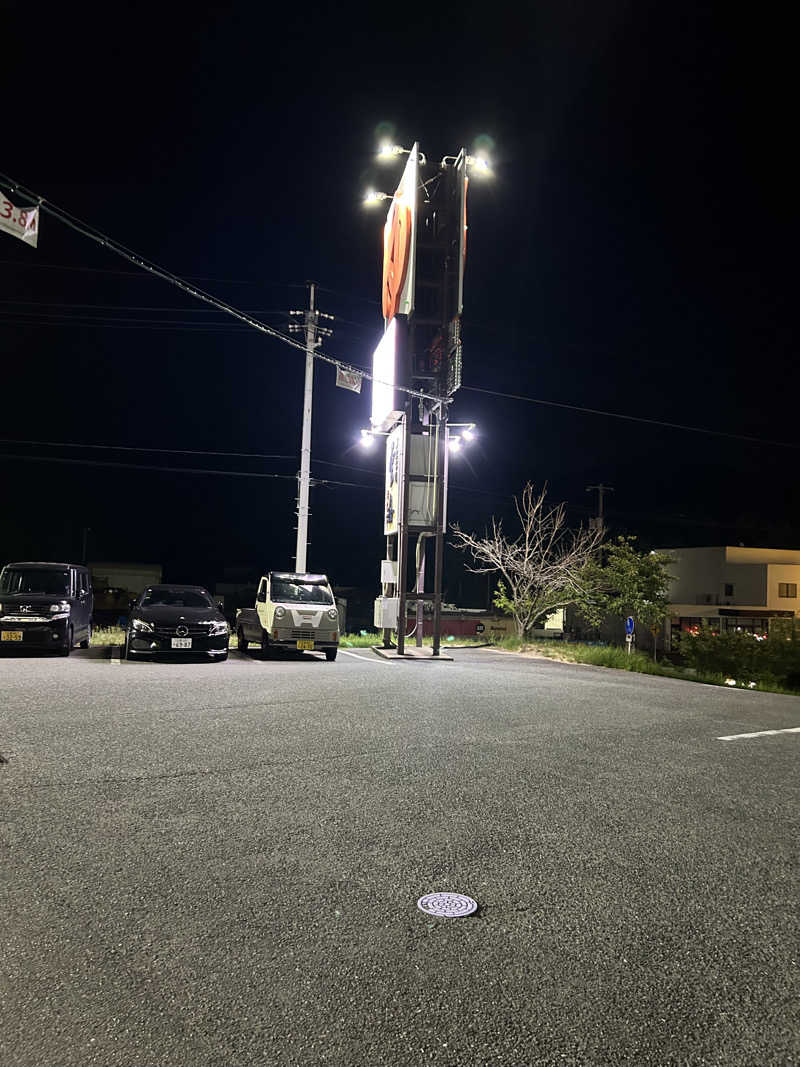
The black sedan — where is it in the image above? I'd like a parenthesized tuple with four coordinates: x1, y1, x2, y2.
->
(125, 585, 229, 661)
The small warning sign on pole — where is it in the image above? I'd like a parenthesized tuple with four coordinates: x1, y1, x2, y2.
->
(0, 193, 39, 247)
(335, 366, 362, 393)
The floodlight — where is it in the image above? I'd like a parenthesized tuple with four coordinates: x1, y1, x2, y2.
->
(466, 154, 492, 176)
(448, 436, 462, 453)
(360, 429, 376, 448)
(363, 189, 391, 206)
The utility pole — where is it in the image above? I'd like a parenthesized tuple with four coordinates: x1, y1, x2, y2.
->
(586, 483, 614, 532)
(289, 283, 333, 573)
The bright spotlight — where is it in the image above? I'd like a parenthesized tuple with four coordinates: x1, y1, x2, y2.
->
(466, 154, 492, 176)
(461, 427, 475, 441)
(363, 189, 390, 206)
(360, 429, 376, 448)
(377, 143, 408, 161)
(448, 436, 462, 453)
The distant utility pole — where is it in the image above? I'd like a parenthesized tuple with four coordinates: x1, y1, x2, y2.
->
(288, 282, 333, 573)
(586, 483, 614, 532)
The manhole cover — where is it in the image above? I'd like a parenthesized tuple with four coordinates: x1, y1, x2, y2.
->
(417, 892, 478, 918)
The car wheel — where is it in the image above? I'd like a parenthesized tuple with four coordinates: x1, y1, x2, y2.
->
(237, 628, 248, 653)
(325, 648, 338, 662)
(60, 626, 73, 657)
(79, 622, 91, 650)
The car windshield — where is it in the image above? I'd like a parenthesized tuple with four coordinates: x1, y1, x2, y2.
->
(270, 580, 333, 605)
(0, 568, 70, 596)
(141, 588, 212, 608)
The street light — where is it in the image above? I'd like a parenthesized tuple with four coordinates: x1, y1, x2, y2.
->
(360, 428, 377, 448)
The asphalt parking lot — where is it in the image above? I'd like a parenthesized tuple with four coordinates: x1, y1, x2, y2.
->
(1, 646, 798, 1066)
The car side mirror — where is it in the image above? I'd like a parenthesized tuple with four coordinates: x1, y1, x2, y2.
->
(256, 592, 265, 603)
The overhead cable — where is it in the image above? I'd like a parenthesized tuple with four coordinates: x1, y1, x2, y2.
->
(0, 172, 442, 406)
(461, 385, 800, 450)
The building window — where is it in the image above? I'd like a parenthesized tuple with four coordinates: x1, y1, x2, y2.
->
(778, 583, 797, 598)
(724, 583, 734, 597)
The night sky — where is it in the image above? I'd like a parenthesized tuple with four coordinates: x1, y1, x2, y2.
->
(2, 2, 796, 605)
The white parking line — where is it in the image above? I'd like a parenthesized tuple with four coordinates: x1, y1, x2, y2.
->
(717, 726, 800, 741)
(339, 649, 386, 664)
(109, 648, 121, 666)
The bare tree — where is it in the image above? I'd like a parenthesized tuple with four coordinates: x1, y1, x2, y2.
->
(451, 483, 603, 639)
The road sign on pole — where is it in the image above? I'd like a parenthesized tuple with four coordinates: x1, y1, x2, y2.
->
(625, 616, 635, 635)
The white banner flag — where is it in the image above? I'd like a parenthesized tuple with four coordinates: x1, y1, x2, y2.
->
(0, 194, 39, 247)
(336, 366, 362, 393)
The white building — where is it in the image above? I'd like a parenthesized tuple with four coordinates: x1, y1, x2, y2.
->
(661, 546, 800, 650)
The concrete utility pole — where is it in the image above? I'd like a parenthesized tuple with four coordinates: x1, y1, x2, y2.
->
(289, 283, 332, 573)
(586, 483, 614, 531)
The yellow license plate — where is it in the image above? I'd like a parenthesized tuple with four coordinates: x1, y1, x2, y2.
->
(1, 631, 23, 642)
(296, 640, 314, 651)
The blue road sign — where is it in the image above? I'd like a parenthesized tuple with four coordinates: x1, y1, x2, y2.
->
(625, 616, 635, 635)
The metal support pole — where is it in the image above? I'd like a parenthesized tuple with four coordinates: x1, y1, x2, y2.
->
(396, 406, 412, 655)
(383, 533, 395, 648)
(296, 283, 317, 572)
(432, 406, 447, 656)
(415, 532, 433, 647)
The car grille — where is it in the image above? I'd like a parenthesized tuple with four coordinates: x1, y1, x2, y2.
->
(153, 624, 213, 637)
(290, 629, 315, 639)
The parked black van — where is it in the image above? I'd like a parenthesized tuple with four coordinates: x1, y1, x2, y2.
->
(0, 562, 93, 656)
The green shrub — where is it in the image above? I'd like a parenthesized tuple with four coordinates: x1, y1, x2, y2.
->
(679, 621, 800, 688)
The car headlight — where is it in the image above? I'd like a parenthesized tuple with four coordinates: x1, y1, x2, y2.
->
(131, 617, 154, 633)
(327, 608, 338, 620)
(274, 606, 286, 620)
(49, 601, 70, 613)
(208, 621, 229, 636)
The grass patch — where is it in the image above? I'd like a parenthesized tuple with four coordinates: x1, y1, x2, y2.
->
(90, 626, 125, 647)
(340, 632, 489, 648)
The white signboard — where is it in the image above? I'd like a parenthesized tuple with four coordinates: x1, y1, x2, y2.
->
(0, 194, 39, 247)
(335, 366, 362, 393)
(371, 317, 402, 431)
(382, 143, 418, 324)
(384, 420, 404, 536)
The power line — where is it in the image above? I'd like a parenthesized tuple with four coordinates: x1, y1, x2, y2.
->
(4, 175, 790, 451)
(0, 173, 442, 407)
(0, 438, 298, 460)
(0, 438, 389, 478)
(0, 299, 289, 313)
(0, 257, 302, 285)
(0, 453, 299, 480)
(461, 384, 800, 450)
(0, 312, 269, 328)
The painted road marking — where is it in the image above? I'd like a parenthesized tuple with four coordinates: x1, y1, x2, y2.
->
(717, 726, 800, 741)
(339, 649, 386, 663)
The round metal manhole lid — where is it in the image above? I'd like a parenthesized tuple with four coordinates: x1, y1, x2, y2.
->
(417, 892, 478, 918)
